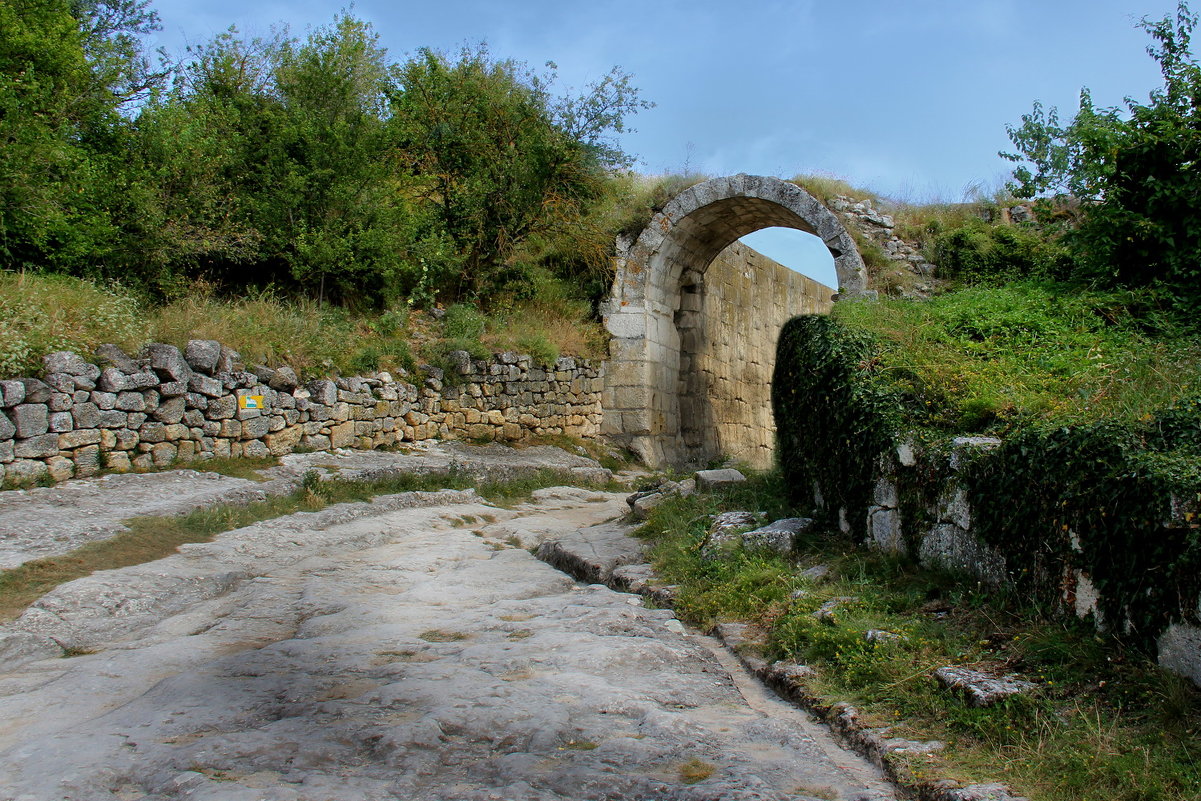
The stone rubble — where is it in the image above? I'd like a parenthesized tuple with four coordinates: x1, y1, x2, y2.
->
(740, 517, 816, 555)
(827, 195, 936, 298)
(933, 666, 1037, 708)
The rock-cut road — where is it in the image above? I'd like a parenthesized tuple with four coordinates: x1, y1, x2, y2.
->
(0, 452, 896, 800)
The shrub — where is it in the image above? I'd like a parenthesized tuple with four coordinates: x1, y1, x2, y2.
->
(441, 303, 487, 340)
(771, 314, 904, 521)
(931, 218, 1074, 285)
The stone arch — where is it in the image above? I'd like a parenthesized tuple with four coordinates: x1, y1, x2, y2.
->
(601, 174, 867, 467)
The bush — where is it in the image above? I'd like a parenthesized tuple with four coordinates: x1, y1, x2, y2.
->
(771, 314, 904, 521)
(1003, 2, 1201, 318)
(441, 303, 487, 340)
(931, 218, 1074, 285)
(516, 333, 558, 367)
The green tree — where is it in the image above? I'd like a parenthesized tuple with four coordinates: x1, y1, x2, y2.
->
(134, 16, 428, 304)
(0, 0, 163, 271)
(1002, 2, 1201, 311)
(388, 46, 648, 299)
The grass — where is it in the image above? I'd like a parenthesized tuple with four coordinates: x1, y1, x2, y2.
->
(833, 282, 1201, 431)
(634, 472, 1201, 801)
(418, 630, 469, 642)
(0, 272, 606, 381)
(0, 272, 147, 377)
(788, 173, 880, 207)
(182, 455, 280, 482)
(677, 758, 717, 784)
(0, 467, 620, 622)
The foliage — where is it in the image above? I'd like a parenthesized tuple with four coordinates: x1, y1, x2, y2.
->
(0, 0, 164, 271)
(441, 303, 487, 340)
(964, 420, 1201, 645)
(388, 45, 647, 299)
(773, 300, 1201, 647)
(787, 173, 879, 207)
(0, 8, 650, 313)
(833, 283, 1201, 431)
(1003, 2, 1201, 316)
(771, 314, 904, 522)
(928, 218, 1075, 285)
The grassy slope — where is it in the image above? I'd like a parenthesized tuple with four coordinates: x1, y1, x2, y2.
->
(833, 282, 1201, 433)
(0, 272, 607, 380)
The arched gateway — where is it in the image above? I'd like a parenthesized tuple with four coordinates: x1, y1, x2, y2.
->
(600, 174, 868, 468)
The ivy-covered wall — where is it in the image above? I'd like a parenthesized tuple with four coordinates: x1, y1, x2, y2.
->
(772, 313, 1201, 682)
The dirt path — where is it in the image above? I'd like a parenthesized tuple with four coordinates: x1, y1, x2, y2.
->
(0, 468, 895, 800)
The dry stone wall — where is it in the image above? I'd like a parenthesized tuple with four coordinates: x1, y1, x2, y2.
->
(0, 343, 602, 485)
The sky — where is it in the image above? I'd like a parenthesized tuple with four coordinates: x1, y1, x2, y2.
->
(147, 0, 1181, 287)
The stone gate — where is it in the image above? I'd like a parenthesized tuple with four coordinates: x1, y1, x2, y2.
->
(600, 174, 868, 468)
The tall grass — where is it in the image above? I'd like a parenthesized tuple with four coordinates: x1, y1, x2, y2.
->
(0, 272, 148, 377)
(0, 273, 605, 380)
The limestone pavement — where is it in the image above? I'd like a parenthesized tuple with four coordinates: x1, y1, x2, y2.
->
(0, 455, 895, 800)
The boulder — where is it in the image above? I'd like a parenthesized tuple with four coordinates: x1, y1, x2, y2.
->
(740, 517, 815, 555)
(94, 344, 138, 373)
(934, 666, 1036, 707)
(0, 380, 25, 407)
(268, 366, 299, 392)
(11, 404, 49, 438)
(42, 351, 95, 377)
(184, 340, 222, 374)
(694, 468, 747, 490)
(146, 344, 192, 383)
(701, 510, 760, 556)
(19, 378, 53, 404)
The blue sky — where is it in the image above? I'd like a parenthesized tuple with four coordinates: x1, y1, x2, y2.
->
(147, 0, 1181, 286)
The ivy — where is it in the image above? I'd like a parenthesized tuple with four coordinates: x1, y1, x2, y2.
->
(771, 314, 904, 527)
(964, 421, 1201, 645)
(773, 312, 1201, 652)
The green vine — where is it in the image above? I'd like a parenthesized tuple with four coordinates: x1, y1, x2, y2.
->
(773, 312, 1201, 651)
(771, 314, 904, 527)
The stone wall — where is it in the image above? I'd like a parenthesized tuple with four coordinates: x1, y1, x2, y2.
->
(854, 437, 1201, 687)
(0, 343, 602, 485)
(678, 241, 833, 469)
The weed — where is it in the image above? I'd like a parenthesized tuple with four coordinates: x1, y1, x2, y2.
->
(677, 758, 716, 784)
(559, 739, 598, 750)
(58, 645, 97, 658)
(195, 456, 280, 482)
(418, 630, 469, 642)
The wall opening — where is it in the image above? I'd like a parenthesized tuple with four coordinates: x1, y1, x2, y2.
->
(670, 236, 836, 468)
(739, 226, 838, 288)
